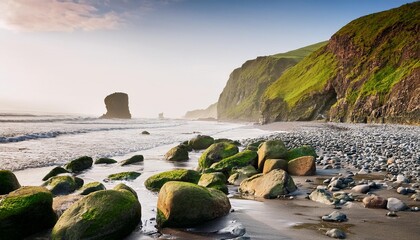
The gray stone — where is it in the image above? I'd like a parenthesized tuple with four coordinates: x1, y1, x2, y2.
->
(351, 184, 370, 194)
(322, 211, 348, 222)
(387, 197, 408, 211)
(326, 228, 346, 239)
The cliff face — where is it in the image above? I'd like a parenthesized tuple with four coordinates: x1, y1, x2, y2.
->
(184, 103, 217, 120)
(217, 42, 327, 121)
(261, 2, 420, 124)
(101, 92, 131, 119)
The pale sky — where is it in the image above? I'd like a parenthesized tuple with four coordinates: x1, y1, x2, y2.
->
(0, 0, 414, 118)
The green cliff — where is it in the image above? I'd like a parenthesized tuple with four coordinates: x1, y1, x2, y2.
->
(217, 42, 327, 121)
(261, 2, 419, 124)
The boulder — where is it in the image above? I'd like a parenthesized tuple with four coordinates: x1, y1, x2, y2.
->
(51, 190, 141, 239)
(287, 156, 316, 176)
(65, 156, 93, 173)
(262, 159, 288, 174)
(214, 138, 241, 146)
(228, 165, 258, 186)
(144, 169, 201, 191)
(165, 145, 189, 161)
(100, 92, 131, 119)
(285, 145, 317, 161)
(209, 150, 258, 174)
(198, 172, 228, 194)
(105, 172, 141, 181)
(387, 197, 408, 211)
(0, 170, 21, 194)
(79, 182, 106, 195)
(114, 183, 138, 199)
(351, 184, 370, 194)
(198, 142, 239, 171)
(0, 186, 57, 239)
(120, 155, 144, 166)
(309, 189, 334, 205)
(188, 135, 215, 150)
(362, 195, 387, 209)
(239, 169, 297, 199)
(42, 167, 70, 181)
(257, 140, 287, 171)
(43, 175, 84, 195)
(157, 181, 231, 228)
(94, 158, 117, 164)
(322, 211, 348, 222)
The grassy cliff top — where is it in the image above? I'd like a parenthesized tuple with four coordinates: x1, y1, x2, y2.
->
(271, 41, 328, 60)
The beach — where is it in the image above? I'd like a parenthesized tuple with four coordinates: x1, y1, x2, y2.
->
(2, 118, 420, 239)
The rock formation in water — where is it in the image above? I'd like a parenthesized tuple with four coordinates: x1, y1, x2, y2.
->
(100, 92, 131, 119)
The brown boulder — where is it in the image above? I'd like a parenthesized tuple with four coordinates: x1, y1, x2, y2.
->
(363, 195, 387, 209)
(287, 156, 316, 176)
(262, 159, 288, 174)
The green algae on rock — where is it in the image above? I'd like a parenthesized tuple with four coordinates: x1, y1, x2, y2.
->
(65, 156, 93, 173)
(0, 186, 57, 239)
(188, 135, 215, 150)
(198, 172, 228, 194)
(0, 170, 21, 194)
(94, 158, 117, 164)
(144, 169, 201, 191)
(157, 181, 230, 228)
(120, 155, 144, 166)
(79, 182, 106, 195)
(42, 167, 70, 181)
(285, 145, 317, 161)
(165, 145, 189, 161)
(105, 172, 141, 181)
(197, 142, 239, 171)
(114, 183, 138, 199)
(51, 190, 141, 240)
(208, 150, 258, 174)
(43, 175, 84, 196)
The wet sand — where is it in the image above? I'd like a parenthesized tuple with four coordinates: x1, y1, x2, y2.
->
(15, 122, 420, 240)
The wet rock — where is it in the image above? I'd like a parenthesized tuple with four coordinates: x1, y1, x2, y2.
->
(198, 172, 228, 194)
(156, 181, 230, 228)
(351, 184, 370, 194)
(79, 182, 106, 195)
(257, 140, 287, 171)
(120, 155, 144, 166)
(165, 145, 189, 161)
(65, 156, 93, 173)
(228, 165, 258, 186)
(43, 175, 84, 195)
(209, 150, 258, 174)
(198, 142, 239, 171)
(100, 92, 131, 119)
(188, 135, 215, 150)
(141, 131, 150, 135)
(51, 190, 141, 239)
(239, 169, 297, 199)
(262, 159, 288, 174)
(326, 228, 346, 239)
(105, 171, 141, 181)
(144, 169, 201, 191)
(42, 167, 70, 181)
(362, 195, 387, 209)
(94, 158, 117, 164)
(0, 186, 57, 239)
(387, 197, 408, 211)
(0, 170, 21, 194)
(411, 193, 420, 201)
(114, 183, 138, 199)
(386, 211, 398, 217)
(396, 174, 409, 183)
(287, 156, 316, 176)
(322, 211, 348, 222)
(309, 189, 334, 205)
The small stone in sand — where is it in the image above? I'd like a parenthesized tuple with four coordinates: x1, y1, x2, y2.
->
(326, 228, 346, 239)
(322, 211, 348, 222)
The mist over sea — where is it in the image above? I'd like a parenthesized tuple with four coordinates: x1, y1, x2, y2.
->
(0, 112, 269, 171)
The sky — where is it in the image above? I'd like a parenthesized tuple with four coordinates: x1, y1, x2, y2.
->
(0, 0, 415, 118)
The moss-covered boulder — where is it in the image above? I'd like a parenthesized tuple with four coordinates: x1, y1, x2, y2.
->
(257, 140, 287, 171)
(120, 155, 144, 166)
(181, 141, 193, 152)
(105, 172, 141, 181)
(214, 138, 241, 146)
(79, 182, 106, 195)
(0, 186, 57, 239)
(198, 142, 239, 171)
(287, 156, 316, 176)
(157, 181, 231, 228)
(144, 169, 201, 191)
(239, 169, 297, 199)
(165, 145, 189, 161)
(285, 145, 317, 161)
(51, 190, 141, 240)
(245, 140, 265, 151)
(94, 158, 117, 164)
(262, 159, 288, 174)
(208, 150, 258, 174)
(198, 172, 228, 194)
(43, 175, 84, 196)
(114, 183, 138, 199)
(0, 170, 21, 195)
(65, 156, 93, 173)
(228, 165, 258, 186)
(188, 135, 215, 150)
(42, 167, 70, 181)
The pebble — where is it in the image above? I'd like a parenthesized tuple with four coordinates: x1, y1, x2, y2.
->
(386, 211, 398, 217)
(326, 228, 346, 239)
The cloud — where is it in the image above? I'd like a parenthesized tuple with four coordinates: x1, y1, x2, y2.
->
(0, 0, 121, 32)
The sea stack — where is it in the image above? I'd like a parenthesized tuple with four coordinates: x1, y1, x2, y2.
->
(101, 92, 131, 119)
